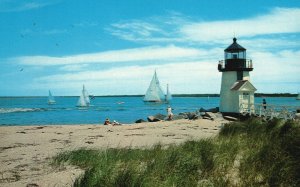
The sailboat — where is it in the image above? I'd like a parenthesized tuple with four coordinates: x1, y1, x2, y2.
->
(143, 71, 166, 102)
(47, 90, 56, 105)
(165, 84, 172, 103)
(296, 93, 300, 100)
(76, 85, 90, 107)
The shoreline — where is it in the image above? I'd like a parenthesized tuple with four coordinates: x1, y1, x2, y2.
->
(0, 118, 228, 187)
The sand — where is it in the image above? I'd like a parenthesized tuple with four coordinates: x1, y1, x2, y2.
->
(0, 118, 228, 187)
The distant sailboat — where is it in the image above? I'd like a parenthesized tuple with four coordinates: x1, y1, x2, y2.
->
(296, 93, 300, 100)
(144, 71, 166, 102)
(77, 85, 90, 107)
(165, 84, 172, 103)
(47, 90, 56, 105)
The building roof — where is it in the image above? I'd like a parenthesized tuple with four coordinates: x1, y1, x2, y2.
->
(225, 38, 246, 52)
(231, 80, 257, 91)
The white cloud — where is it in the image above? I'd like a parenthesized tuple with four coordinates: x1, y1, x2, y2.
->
(251, 50, 300, 83)
(14, 45, 214, 66)
(32, 61, 221, 95)
(59, 64, 89, 72)
(4, 7, 300, 95)
(111, 21, 163, 37)
(241, 37, 300, 51)
(108, 7, 300, 45)
(0, 0, 60, 12)
(107, 14, 185, 43)
(180, 8, 300, 42)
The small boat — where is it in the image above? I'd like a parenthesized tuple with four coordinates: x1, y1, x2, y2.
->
(77, 85, 90, 107)
(47, 90, 56, 105)
(296, 93, 300, 100)
(143, 70, 166, 102)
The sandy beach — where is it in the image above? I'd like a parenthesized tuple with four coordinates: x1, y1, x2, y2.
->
(0, 118, 228, 187)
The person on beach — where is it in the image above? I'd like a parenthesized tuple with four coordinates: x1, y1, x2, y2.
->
(262, 99, 267, 110)
(104, 118, 111, 125)
(112, 120, 121, 126)
(167, 106, 173, 120)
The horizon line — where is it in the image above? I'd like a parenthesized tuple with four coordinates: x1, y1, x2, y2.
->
(0, 93, 297, 98)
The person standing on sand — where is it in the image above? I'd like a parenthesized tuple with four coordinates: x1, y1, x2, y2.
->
(167, 106, 173, 120)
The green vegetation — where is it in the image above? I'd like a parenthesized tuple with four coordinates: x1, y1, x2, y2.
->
(53, 119, 300, 186)
(254, 93, 297, 97)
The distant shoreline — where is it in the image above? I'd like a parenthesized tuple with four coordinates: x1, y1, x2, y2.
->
(0, 93, 298, 98)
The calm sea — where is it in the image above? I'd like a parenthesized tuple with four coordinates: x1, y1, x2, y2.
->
(0, 97, 299, 126)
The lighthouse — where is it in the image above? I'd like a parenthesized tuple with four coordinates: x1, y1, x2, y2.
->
(218, 38, 257, 115)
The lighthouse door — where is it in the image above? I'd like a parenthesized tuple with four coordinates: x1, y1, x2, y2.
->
(241, 92, 250, 113)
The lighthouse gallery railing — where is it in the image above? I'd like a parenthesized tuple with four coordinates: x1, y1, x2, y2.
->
(218, 59, 253, 69)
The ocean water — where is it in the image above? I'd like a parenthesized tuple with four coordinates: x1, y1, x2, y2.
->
(0, 96, 299, 126)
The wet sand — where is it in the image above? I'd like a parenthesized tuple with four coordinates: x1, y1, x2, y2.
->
(0, 118, 227, 187)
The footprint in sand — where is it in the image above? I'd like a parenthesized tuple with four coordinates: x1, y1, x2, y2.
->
(16, 131, 26, 134)
(162, 134, 176, 137)
(26, 183, 39, 187)
(124, 134, 145, 136)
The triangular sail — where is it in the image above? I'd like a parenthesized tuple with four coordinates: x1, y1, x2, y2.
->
(83, 85, 90, 105)
(297, 93, 300, 100)
(77, 85, 90, 107)
(48, 90, 56, 104)
(144, 71, 165, 102)
(166, 84, 172, 102)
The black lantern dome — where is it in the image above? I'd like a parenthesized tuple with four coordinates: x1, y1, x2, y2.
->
(225, 37, 246, 52)
(218, 38, 253, 72)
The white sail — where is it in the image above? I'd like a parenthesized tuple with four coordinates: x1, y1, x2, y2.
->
(144, 71, 165, 102)
(166, 84, 172, 102)
(48, 90, 56, 104)
(83, 85, 90, 105)
(77, 85, 90, 107)
(297, 93, 300, 100)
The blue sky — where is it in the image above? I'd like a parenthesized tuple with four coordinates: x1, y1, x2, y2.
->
(0, 0, 299, 96)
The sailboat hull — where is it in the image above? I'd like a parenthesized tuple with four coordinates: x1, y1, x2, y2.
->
(143, 99, 168, 104)
(143, 100, 162, 103)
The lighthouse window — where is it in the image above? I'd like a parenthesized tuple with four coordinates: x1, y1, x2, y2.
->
(243, 93, 249, 100)
(226, 52, 242, 59)
(239, 51, 246, 59)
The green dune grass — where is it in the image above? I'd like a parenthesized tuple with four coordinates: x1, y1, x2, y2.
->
(53, 118, 300, 187)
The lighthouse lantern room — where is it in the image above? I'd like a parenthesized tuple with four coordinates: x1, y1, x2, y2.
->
(218, 38, 257, 115)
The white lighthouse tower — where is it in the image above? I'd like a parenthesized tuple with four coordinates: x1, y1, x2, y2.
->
(218, 38, 257, 115)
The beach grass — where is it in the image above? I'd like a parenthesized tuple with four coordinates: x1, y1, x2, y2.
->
(53, 118, 300, 187)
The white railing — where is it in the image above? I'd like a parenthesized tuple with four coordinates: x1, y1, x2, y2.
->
(218, 59, 253, 69)
(239, 103, 298, 120)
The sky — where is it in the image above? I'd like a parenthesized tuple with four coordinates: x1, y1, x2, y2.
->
(0, 0, 299, 96)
